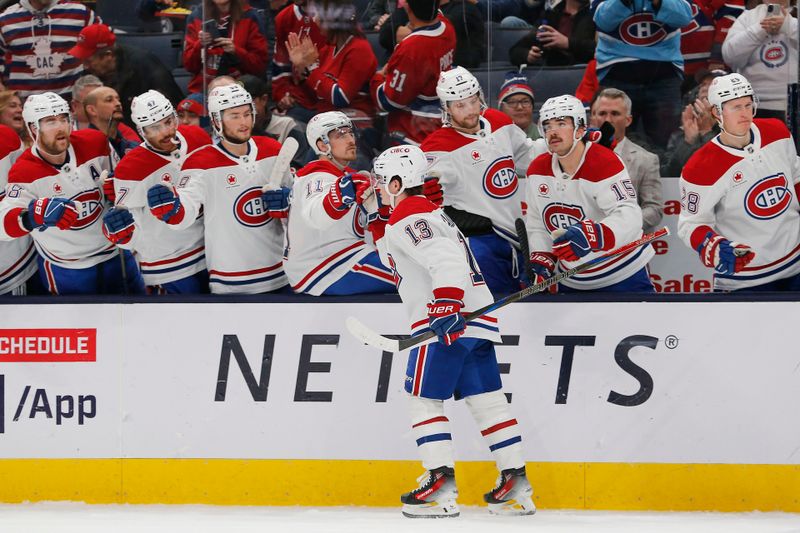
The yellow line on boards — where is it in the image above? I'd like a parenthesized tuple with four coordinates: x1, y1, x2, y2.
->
(0, 459, 797, 512)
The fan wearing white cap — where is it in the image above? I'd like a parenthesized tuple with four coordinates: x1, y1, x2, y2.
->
(678, 73, 800, 291)
(0, 92, 145, 295)
(282, 111, 395, 295)
(101, 90, 212, 294)
(419, 66, 547, 298)
(524, 94, 654, 292)
(146, 83, 289, 294)
(369, 144, 535, 519)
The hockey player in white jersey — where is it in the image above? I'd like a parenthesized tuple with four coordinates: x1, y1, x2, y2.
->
(678, 73, 800, 291)
(0, 92, 144, 295)
(102, 90, 211, 294)
(278, 111, 395, 295)
(0, 124, 39, 295)
(368, 145, 534, 518)
(147, 84, 289, 294)
(420, 66, 547, 297)
(525, 95, 654, 292)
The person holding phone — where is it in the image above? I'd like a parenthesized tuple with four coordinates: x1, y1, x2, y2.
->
(183, 0, 268, 94)
(722, 0, 798, 121)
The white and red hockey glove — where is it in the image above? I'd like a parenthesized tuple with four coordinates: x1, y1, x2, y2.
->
(695, 231, 754, 275)
(427, 288, 466, 346)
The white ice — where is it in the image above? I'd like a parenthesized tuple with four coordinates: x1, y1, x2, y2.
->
(1, 504, 799, 533)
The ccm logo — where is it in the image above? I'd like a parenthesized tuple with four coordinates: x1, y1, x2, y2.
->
(0, 329, 96, 362)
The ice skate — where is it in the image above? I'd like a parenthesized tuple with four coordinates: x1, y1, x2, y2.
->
(400, 466, 460, 518)
(484, 466, 536, 516)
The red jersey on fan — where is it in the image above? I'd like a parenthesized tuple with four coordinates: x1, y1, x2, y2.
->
(271, 3, 326, 109)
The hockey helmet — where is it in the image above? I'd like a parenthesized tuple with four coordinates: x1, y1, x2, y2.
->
(131, 90, 177, 138)
(707, 73, 756, 116)
(537, 94, 586, 138)
(306, 111, 354, 156)
(373, 145, 428, 205)
(22, 92, 70, 138)
(436, 66, 486, 126)
(207, 83, 255, 136)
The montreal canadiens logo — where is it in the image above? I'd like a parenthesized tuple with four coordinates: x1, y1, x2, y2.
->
(542, 203, 585, 232)
(352, 208, 366, 238)
(233, 187, 271, 227)
(70, 189, 103, 229)
(744, 173, 792, 220)
(620, 14, 667, 46)
(761, 41, 788, 68)
(482, 156, 517, 199)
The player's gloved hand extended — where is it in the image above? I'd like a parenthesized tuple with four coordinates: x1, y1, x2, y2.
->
(102, 207, 135, 245)
(262, 187, 291, 218)
(528, 251, 558, 293)
(423, 174, 443, 206)
(584, 122, 616, 149)
(23, 197, 79, 231)
(552, 219, 611, 262)
(325, 172, 371, 212)
(427, 288, 466, 346)
(696, 231, 755, 275)
(100, 170, 116, 204)
(147, 184, 185, 224)
(360, 185, 392, 241)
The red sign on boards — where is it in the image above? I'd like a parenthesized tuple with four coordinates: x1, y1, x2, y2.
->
(0, 329, 96, 362)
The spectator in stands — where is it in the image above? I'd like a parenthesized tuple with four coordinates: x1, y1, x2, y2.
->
(497, 73, 540, 140)
(660, 70, 720, 177)
(509, 0, 596, 67)
(0, 0, 99, 99)
(84, 87, 141, 168)
(722, 0, 798, 122)
(271, 0, 326, 124)
(70, 75, 104, 131)
(0, 90, 30, 147)
(183, 0, 268, 95)
(679, 0, 743, 92)
(593, 0, 692, 149)
(69, 24, 185, 126)
(177, 94, 205, 127)
(364, 0, 391, 29)
(591, 88, 663, 231)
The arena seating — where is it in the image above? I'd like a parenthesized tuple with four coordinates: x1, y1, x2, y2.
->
(472, 64, 586, 110)
(115, 31, 184, 72)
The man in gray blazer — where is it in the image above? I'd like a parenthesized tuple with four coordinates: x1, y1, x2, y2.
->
(591, 88, 663, 232)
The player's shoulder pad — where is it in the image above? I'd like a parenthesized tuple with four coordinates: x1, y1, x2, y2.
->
(8, 149, 58, 184)
(755, 118, 791, 148)
(253, 135, 283, 161)
(70, 128, 110, 165)
(575, 143, 625, 183)
(526, 152, 554, 177)
(178, 124, 212, 152)
(388, 195, 439, 225)
(114, 146, 168, 182)
(182, 145, 233, 171)
(421, 127, 472, 154)
(682, 141, 739, 186)
(0, 124, 22, 158)
(295, 159, 348, 178)
(482, 108, 514, 130)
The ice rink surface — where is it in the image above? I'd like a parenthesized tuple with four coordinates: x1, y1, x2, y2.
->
(1, 504, 799, 533)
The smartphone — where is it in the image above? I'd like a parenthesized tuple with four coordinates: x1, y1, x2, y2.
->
(202, 19, 221, 40)
(765, 3, 780, 16)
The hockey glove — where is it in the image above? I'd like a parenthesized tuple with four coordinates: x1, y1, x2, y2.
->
(23, 197, 79, 231)
(262, 187, 291, 218)
(427, 288, 466, 346)
(102, 207, 135, 245)
(100, 170, 116, 204)
(325, 172, 371, 212)
(147, 184, 185, 224)
(696, 231, 754, 275)
(423, 175, 443, 206)
(529, 251, 558, 293)
(552, 219, 610, 262)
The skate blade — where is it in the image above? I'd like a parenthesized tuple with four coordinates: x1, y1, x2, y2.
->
(487, 497, 536, 516)
(401, 501, 460, 519)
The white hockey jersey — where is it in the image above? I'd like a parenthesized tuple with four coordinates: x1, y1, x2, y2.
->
(421, 108, 547, 245)
(525, 142, 653, 290)
(377, 195, 501, 342)
(678, 119, 800, 290)
(113, 125, 211, 285)
(284, 159, 384, 294)
(1, 129, 114, 269)
(0, 125, 37, 294)
(173, 136, 288, 294)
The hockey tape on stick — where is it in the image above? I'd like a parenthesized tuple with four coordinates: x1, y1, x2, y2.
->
(263, 136, 299, 192)
(346, 226, 670, 352)
(515, 218, 533, 283)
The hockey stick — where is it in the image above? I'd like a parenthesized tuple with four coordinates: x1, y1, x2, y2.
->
(346, 227, 669, 352)
(514, 218, 533, 284)
(262, 136, 299, 192)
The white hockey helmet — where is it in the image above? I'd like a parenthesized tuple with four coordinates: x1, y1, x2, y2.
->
(707, 73, 756, 117)
(537, 94, 586, 138)
(207, 83, 255, 136)
(306, 111, 353, 156)
(131, 90, 177, 137)
(22, 92, 70, 138)
(436, 66, 486, 125)
(373, 145, 428, 205)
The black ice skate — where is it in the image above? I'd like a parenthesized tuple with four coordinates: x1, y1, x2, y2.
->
(483, 466, 536, 516)
(400, 466, 459, 518)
